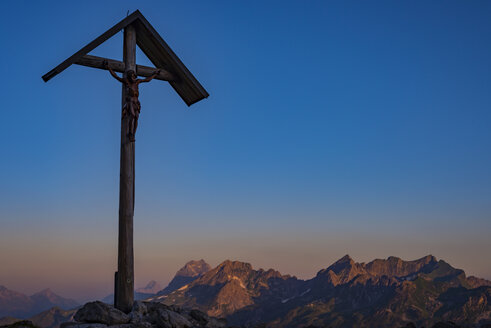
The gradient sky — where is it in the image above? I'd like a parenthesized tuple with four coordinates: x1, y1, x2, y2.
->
(1, 1, 490, 302)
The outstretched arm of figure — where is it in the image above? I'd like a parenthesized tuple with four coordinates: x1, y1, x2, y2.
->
(137, 70, 161, 84)
(104, 60, 124, 83)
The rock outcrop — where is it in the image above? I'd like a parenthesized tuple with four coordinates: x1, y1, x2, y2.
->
(62, 301, 226, 328)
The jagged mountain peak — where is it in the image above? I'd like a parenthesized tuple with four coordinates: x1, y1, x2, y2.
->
(145, 256, 491, 328)
(0, 286, 78, 319)
(30, 288, 68, 301)
(29, 288, 78, 311)
(338, 254, 354, 262)
(316, 255, 360, 274)
(420, 254, 436, 261)
(155, 259, 302, 318)
(176, 259, 211, 277)
(315, 255, 366, 285)
(156, 259, 212, 295)
(204, 260, 288, 284)
(409, 254, 437, 266)
(31, 289, 60, 302)
(216, 260, 253, 272)
(314, 254, 444, 286)
(195, 260, 254, 287)
(329, 254, 356, 270)
(364, 254, 438, 278)
(418, 259, 466, 284)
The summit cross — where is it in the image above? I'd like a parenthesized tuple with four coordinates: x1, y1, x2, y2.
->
(42, 10, 208, 313)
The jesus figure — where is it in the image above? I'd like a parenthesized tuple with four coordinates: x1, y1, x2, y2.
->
(104, 60, 160, 141)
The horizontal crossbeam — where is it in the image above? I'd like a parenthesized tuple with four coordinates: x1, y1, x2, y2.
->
(74, 55, 175, 81)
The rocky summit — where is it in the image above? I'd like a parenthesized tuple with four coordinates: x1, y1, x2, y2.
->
(62, 301, 226, 328)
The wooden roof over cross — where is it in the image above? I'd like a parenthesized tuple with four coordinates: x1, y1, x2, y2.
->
(42, 10, 208, 106)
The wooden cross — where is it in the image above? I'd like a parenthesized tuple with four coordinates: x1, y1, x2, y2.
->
(42, 10, 208, 313)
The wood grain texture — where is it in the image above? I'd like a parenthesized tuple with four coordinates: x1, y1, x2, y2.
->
(115, 25, 136, 314)
(42, 10, 208, 106)
(74, 55, 175, 81)
(132, 17, 209, 106)
(42, 11, 140, 82)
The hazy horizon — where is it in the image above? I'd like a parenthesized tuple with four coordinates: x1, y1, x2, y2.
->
(2, 249, 489, 303)
(1, 1, 490, 302)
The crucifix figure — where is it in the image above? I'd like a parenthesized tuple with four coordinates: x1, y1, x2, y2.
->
(42, 10, 208, 313)
(104, 60, 160, 141)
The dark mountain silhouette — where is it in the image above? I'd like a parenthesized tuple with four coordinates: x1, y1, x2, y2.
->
(29, 290, 78, 316)
(0, 317, 22, 326)
(0, 307, 76, 328)
(0, 286, 34, 318)
(0, 287, 78, 319)
(28, 307, 75, 328)
(149, 255, 491, 328)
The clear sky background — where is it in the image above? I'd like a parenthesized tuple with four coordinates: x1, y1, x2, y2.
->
(0, 1, 490, 302)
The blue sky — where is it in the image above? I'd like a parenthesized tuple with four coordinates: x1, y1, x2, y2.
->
(0, 1, 490, 301)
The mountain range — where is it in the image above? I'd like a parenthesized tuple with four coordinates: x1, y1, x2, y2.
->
(1, 255, 490, 327)
(0, 307, 76, 328)
(0, 287, 78, 318)
(0, 260, 211, 327)
(149, 255, 491, 327)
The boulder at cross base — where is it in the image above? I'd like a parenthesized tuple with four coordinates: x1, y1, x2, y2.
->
(74, 302, 130, 325)
(63, 301, 227, 328)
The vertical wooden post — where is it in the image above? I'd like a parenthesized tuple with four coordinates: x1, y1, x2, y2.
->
(115, 24, 136, 313)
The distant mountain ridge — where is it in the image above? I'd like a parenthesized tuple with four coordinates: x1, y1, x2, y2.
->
(0, 287, 78, 318)
(135, 281, 162, 295)
(0, 307, 76, 328)
(27, 307, 75, 328)
(0, 259, 213, 328)
(149, 255, 491, 328)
